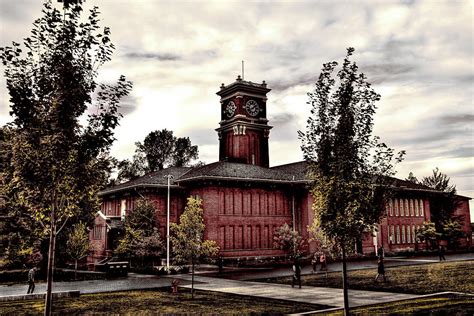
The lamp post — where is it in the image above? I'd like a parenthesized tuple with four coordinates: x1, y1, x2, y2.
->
(164, 175, 173, 270)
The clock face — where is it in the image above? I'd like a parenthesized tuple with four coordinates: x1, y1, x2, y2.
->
(225, 101, 237, 117)
(245, 100, 260, 116)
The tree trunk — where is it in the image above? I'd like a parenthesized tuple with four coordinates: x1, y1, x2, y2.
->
(342, 242, 350, 316)
(74, 259, 78, 281)
(191, 259, 195, 299)
(44, 210, 56, 316)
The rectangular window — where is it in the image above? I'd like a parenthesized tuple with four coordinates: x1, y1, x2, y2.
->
(390, 225, 395, 244)
(409, 199, 414, 216)
(395, 199, 399, 216)
(399, 199, 404, 216)
(412, 225, 416, 243)
(415, 199, 419, 216)
(396, 226, 400, 244)
(420, 200, 424, 217)
(407, 225, 411, 243)
(404, 199, 409, 216)
(401, 225, 406, 243)
(389, 199, 393, 216)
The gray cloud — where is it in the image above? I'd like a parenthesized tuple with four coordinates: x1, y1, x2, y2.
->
(123, 52, 181, 61)
(439, 114, 474, 126)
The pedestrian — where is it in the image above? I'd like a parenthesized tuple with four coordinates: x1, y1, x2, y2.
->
(378, 246, 384, 259)
(311, 252, 319, 273)
(375, 257, 386, 282)
(292, 260, 302, 289)
(320, 253, 328, 277)
(27, 267, 36, 294)
(217, 256, 224, 274)
(438, 246, 446, 261)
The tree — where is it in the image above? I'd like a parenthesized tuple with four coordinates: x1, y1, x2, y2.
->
(422, 168, 459, 231)
(273, 223, 305, 261)
(441, 219, 465, 250)
(416, 221, 438, 249)
(171, 197, 219, 299)
(135, 129, 199, 171)
(115, 198, 164, 266)
(405, 172, 419, 183)
(66, 222, 90, 280)
(299, 47, 404, 315)
(0, 1, 132, 314)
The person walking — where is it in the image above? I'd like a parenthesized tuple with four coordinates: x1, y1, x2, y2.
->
(292, 260, 302, 289)
(375, 257, 386, 282)
(311, 252, 319, 273)
(319, 253, 328, 277)
(27, 267, 36, 294)
(438, 246, 446, 261)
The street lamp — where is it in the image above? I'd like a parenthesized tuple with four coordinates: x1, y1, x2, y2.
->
(164, 174, 173, 270)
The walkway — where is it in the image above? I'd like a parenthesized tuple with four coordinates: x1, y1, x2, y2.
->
(172, 274, 418, 308)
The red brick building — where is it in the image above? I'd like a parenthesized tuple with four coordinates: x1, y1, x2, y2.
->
(89, 77, 472, 262)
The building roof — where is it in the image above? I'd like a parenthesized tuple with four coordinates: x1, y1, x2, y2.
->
(176, 161, 306, 184)
(98, 160, 470, 199)
(98, 166, 192, 196)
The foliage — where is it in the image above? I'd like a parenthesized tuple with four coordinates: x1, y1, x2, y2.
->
(66, 222, 90, 262)
(441, 219, 465, 249)
(299, 47, 404, 314)
(421, 168, 459, 232)
(114, 198, 164, 263)
(405, 172, 419, 183)
(273, 223, 305, 260)
(115, 129, 199, 182)
(307, 220, 340, 259)
(299, 47, 404, 247)
(171, 197, 219, 298)
(0, 1, 131, 312)
(415, 221, 439, 247)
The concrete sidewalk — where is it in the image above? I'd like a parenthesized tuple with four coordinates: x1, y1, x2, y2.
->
(0, 273, 179, 298)
(171, 274, 418, 308)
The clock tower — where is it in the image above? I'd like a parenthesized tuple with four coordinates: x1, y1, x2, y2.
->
(216, 76, 272, 167)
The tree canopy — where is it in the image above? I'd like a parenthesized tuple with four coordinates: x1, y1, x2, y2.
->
(0, 1, 132, 313)
(171, 197, 219, 298)
(115, 129, 199, 182)
(299, 47, 404, 314)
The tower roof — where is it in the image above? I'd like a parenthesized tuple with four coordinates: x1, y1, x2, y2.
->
(217, 76, 271, 98)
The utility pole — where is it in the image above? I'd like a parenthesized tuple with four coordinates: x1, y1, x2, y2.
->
(164, 175, 173, 270)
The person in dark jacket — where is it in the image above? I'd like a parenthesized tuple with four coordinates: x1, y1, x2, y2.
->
(438, 246, 446, 261)
(27, 267, 36, 294)
(292, 260, 302, 288)
(375, 258, 386, 282)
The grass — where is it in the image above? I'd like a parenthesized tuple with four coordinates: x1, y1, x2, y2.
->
(257, 260, 474, 294)
(322, 294, 474, 315)
(0, 288, 330, 315)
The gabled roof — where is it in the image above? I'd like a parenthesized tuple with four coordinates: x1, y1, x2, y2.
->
(176, 161, 306, 184)
(98, 166, 192, 196)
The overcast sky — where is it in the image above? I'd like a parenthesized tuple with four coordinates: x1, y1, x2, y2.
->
(1, 0, 473, 218)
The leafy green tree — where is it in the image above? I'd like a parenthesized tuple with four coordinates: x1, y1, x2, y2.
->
(307, 219, 340, 260)
(273, 223, 305, 261)
(405, 172, 419, 183)
(299, 47, 404, 315)
(66, 222, 90, 280)
(115, 198, 164, 266)
(136, 129, 199, 171)
(416, 221, 439, 249)
(0, 1, 132, 314)
(171, 197, 219, 299)
(441, 219, 465, 250)
(422, 168, 459, 231)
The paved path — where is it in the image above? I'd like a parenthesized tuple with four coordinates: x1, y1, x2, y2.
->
(0, 273, 179, 297)
(171, 274, 418, 308)
(223, 252, 474, 281)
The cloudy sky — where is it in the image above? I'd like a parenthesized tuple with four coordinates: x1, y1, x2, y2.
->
(1, 0, 473, 217)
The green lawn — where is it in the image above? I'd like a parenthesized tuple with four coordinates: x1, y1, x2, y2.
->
(324, 294, 474, 315)
(0, 288, 330, 315)
(257, 260, 474, 294)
